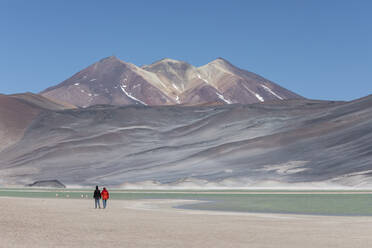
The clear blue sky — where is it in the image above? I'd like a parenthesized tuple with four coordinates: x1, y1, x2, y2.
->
(1, 0, 371, 101)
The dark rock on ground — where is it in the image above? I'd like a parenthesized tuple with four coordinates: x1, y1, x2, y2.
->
(27, 180, 66, 188)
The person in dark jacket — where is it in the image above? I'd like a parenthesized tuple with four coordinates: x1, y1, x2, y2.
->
(93, 185, 101, 209)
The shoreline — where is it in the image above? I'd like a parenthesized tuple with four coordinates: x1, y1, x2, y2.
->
(2, 195, 372, 217)
(2, 188, 372, 194)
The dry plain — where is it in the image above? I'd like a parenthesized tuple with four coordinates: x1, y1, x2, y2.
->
(1, 197, 372, 248)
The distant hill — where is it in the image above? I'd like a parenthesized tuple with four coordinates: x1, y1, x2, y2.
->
(0, 93, 74, 152)
(1, 94, 372, 188)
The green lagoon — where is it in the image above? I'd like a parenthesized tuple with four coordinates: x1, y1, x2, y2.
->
(1, 188, 372, 216)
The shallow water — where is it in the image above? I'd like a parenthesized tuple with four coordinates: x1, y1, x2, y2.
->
(1, 189, 372, 216)
(177, 194, 372, 216)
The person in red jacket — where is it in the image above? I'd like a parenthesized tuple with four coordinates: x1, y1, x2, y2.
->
(101, 187, 109, 209)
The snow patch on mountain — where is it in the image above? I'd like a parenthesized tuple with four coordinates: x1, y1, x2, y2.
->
(120, 84, 147, 105)
(197, 74, 210, 84)
(255, 93, 264, 102)
(172, 84, 181, 92)
(261, 85, 283, 100)
(216, 92, 232, 104)
(241, 84, 265, 102)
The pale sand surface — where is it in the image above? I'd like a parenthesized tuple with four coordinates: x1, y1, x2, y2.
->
(1, 197, 372, 248)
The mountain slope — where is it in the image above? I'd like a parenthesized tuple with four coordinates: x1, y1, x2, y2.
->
(1, 95, 372, 188)
(197, 58, 302, 104)
(41, 56, 173, 107)
(0, 93, 74, 152)
(41, 56, 303, 107)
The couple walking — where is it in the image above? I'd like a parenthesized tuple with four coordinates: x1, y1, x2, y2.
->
(93, 186, 109, 209)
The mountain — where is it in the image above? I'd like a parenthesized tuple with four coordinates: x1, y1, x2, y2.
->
(1, 94, 372, 188)
(41, 56, 303, 107)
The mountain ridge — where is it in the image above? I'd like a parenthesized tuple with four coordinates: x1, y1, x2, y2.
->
(40, 56, 303, 107)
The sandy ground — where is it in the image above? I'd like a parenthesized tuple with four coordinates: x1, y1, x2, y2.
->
(1, 197, 372, 248)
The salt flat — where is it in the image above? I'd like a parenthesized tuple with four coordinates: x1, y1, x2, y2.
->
(1, 197, 372, 248)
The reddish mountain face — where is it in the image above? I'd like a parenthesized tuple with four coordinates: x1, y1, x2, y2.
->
(41, 56, 303, 107)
